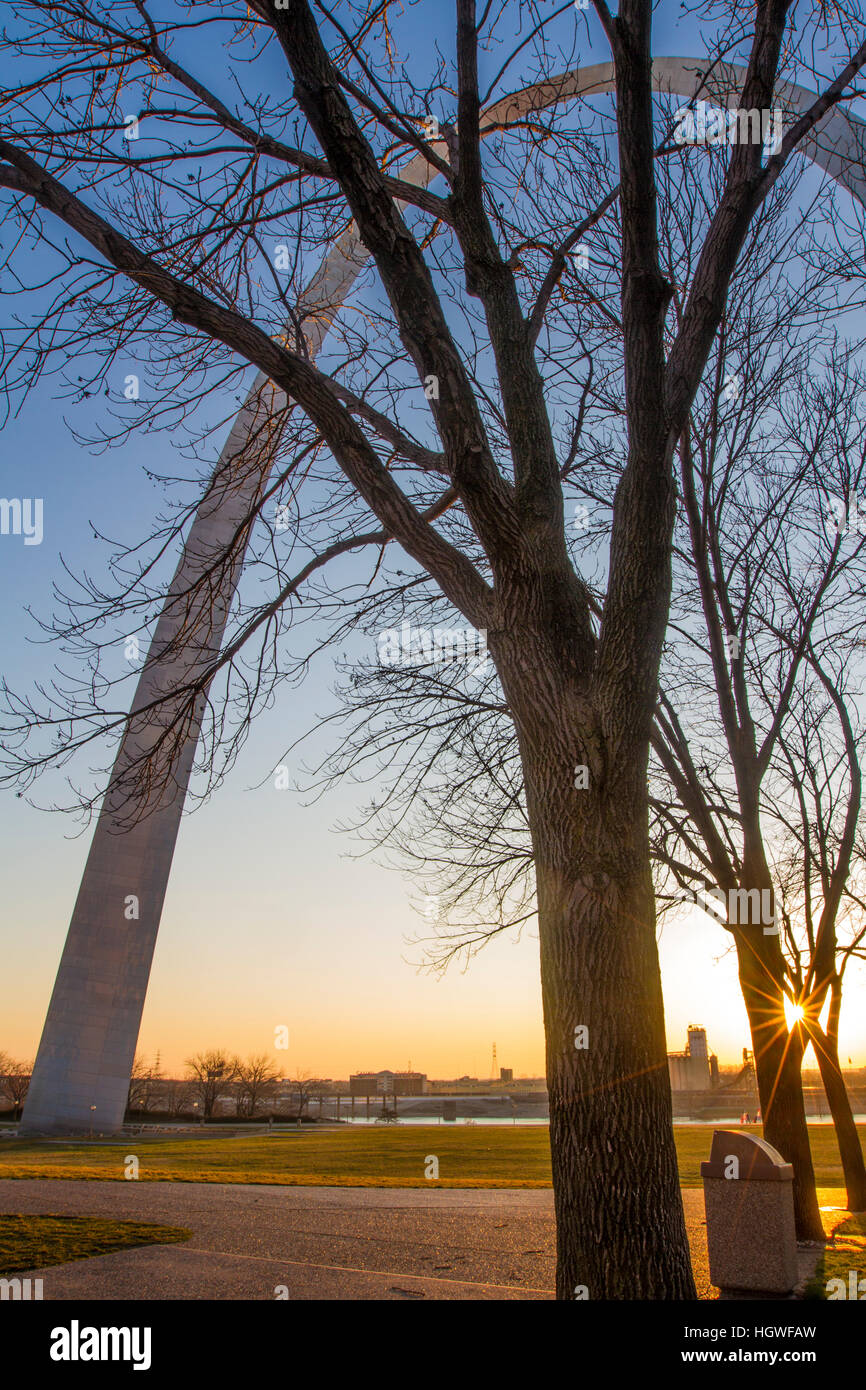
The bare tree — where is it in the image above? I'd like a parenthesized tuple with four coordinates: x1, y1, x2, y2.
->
(288, 1071, 320, 1124)
(235, 1054, 281, 1117)
(127, 1053, 150, 1114)
(645, 342, 866, 1226)
(126, 1052, 164, 1115)
(162, 1078, 194, 1119)
(0, 1059, 32, 1120)
(184, 1050, 238, 1120)
(768, 668, 866, 1210)
(2, 0, 865, 1292)
(316, 150, 866, 1235)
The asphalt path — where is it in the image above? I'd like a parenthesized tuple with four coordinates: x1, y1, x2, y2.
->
(0, 1180, 733, 1300)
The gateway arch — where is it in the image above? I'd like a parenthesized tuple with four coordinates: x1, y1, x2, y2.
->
(20, 58, 866, 1133)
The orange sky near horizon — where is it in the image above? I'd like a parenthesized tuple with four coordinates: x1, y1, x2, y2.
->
(4, 767, 864, 1081)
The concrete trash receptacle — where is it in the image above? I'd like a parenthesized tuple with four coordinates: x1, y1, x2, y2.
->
(701, 1130, 799, 1296)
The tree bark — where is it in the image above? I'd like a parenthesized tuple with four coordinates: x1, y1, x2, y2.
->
(814, 1038, 866, 1211)
(498, 639, 696, 1299)
(542, 851, 695, 1298)
(810, 983, 866, 1212)
(733, 930, 824, 1239)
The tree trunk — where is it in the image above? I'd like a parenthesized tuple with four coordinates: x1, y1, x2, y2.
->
(499, 644, 696, 1299)
(542, 850, 696, 1298)
(734, 931, 824, 1240)
(814, 1038, 866, 1211)
(810, 984, 866, 1212)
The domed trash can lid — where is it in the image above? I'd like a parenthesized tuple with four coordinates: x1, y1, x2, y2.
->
(700, 1130, 794, 1181)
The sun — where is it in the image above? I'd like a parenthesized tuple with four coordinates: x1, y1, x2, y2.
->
(783, 997, 806, 1029)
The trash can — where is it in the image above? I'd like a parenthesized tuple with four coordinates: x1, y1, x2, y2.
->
(701, 1130, 799, 1295)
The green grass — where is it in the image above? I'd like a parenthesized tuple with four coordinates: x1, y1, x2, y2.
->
(0, 1122, 861, 1190)
(804, 1213, 866, 1300)
(0, 1213, 192, 1275)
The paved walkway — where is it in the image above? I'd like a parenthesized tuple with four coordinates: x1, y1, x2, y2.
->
(1, 1180, 727, 1300)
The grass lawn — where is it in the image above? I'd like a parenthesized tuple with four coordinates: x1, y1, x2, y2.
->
(804, 1213, 866, 1300)
(0, 1123, 861, 1190)
(0, 1213, 192, 1276)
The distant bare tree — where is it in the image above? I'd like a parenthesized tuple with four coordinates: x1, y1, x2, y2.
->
(288, 1072, 321, 1124)
(162, 1079, 194, 1120)
(126, 1052, 164, 1115)
(184, 1050, 238, 1120)
(234, 1054, 281, 1118)
(0, 1060, 32, 1120)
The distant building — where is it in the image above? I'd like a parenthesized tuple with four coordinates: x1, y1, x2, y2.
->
(349, 1070, 427, 1097)
(428, 1073, 547, 1094)
(688, 1025, 708, 1060)
(392, 1071, 427, 1095)
(667, 1025, 718, 1092)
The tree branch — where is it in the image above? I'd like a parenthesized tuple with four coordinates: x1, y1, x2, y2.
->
(0, 141, 491, 625)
